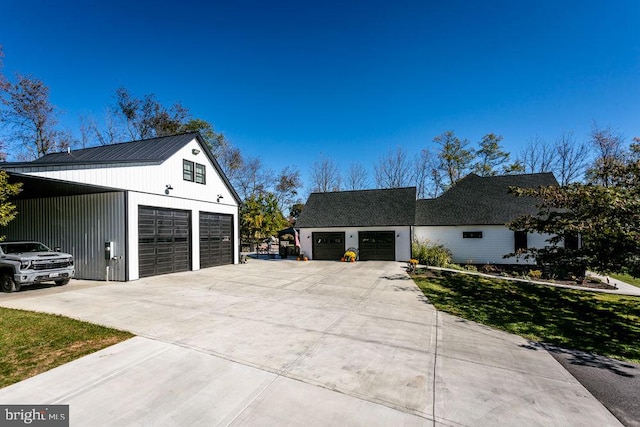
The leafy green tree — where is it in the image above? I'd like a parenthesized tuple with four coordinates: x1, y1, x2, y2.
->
(113, 87, 189, 141)
(178, 118, 228, 155)
(290, 203, 305, 222)
(473, 133, 510, 176)
(0, 170, 22, 240)
(508, 152, 640, 278)
(240, 193, 288, 244)
(433, 131, 474, 187)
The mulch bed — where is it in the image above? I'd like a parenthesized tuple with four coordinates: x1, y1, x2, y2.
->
(410, 266, 618, 290)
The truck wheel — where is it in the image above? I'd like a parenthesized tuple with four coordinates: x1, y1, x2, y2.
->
(1, 273, 19, 292)
(55, 279, 70, 286)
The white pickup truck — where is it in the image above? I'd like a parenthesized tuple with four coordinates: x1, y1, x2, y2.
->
(0, 241, 75, 292)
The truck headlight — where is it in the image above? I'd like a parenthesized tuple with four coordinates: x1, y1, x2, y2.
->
(20, 260, 32, 270)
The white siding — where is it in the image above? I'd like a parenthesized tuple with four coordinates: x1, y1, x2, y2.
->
(298, 226, 411, 261)
(127, 191, 239, 281)
(413, 225, 552, 265)
(8, 139, 237, 206)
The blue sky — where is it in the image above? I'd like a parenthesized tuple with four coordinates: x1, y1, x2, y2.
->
(1, 0, 639, 190)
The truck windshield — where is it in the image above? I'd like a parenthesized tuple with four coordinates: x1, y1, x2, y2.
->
(0, 243, 51, 254)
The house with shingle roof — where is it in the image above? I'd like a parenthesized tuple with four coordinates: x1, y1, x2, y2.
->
(1, 132, 241, 281)
(296, 173, 558, 263)
(414, 172, 558, 264)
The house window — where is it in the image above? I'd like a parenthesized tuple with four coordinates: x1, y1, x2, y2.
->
(565, 234, 579, 250)
(463, 231, 483, 239)
(195, 163, 206, 184)
(514, 231, 528, 253)
(183, 160, 194, 182)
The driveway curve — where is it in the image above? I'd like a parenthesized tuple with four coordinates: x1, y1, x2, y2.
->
(0, 260, 622, 426)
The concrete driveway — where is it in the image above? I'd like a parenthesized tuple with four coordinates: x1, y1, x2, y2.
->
(0, 260, 622, 426)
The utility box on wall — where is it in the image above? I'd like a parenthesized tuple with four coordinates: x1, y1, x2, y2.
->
(105, 241, 115, 260)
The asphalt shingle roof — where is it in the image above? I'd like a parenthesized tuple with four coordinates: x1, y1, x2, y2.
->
(295, 187, 417, 228)
(31, 133, 198, 165)
(415, 172, 558, 225)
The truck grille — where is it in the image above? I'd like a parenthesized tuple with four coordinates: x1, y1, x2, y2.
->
(32, 260, 73, 270)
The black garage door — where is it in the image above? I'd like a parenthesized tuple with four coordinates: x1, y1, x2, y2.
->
(200, 212, 233, 268)
(139, 206, 191, 278)
(312, 232, 345, 260)
(358, 231, 395, 261)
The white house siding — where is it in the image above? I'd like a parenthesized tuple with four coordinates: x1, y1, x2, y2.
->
(127, 191, 239, 281)
(298, 226, 411, 261)
(413, 225, 551, 265)
(8, 139, 237, 205)
(4, 193, 126, 281)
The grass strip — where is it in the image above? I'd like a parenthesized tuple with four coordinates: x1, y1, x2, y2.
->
(610, 273, 640, 288)
(412, 270, 640, 363)
(0, 307, 134, 388)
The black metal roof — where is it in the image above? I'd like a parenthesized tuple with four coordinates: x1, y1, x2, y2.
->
(31, 133, 198, 165)
(295, 187, 417, 228)
(1, 132, 242, 204)
(415, 172, 558, 226)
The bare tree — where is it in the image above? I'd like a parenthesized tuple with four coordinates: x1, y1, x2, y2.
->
(0, 73, 73, 159)
(310, 154, 341, 192)
(413, 149, 440, 198)
(219, 145, 243, 182)
(273, 166, 302, 212)
(518, 136, 557, 174)
(232, 156, 273, 200)
(79, 109, 126, 147)
(554, 131, 589, 185)
(374, 146, 413, 188)
(345, 162, 369, 190)
(586, 122, 627, 187)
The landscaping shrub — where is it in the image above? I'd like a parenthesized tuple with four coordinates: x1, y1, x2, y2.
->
(528, 269, 543, 280)
(412, 239, 452, 268)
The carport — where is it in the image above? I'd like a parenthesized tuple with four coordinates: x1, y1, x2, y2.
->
(4, 173, 128, 281)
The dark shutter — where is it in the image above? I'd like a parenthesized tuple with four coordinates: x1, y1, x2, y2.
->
(514, 231, 528, 253)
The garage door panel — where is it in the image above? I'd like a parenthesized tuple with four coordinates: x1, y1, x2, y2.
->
(312, 232, 345, 260)
(138, 206, 191, 278)
(359, 231, 395, 261)
(199, 212, 233, 269)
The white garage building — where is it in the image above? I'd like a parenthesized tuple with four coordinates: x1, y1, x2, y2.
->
(1, 132, 241, 281)
(295, 187, 416, 261)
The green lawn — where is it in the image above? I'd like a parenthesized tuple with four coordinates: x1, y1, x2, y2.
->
(610, 273, 640, 288)
(412, 270, 640, 363)
(0, 307, 134, 388)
